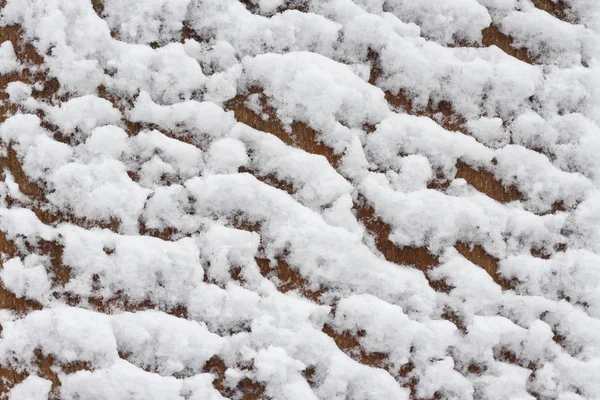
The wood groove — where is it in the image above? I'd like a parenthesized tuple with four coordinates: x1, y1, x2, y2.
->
(530, 0, 569, 21)
(455, 159, 524, 204)
(481, 25, 534, 64)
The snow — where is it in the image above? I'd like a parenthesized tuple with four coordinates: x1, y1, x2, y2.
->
(60, 359, 186, 400)
(466, 117, 508, 148)
(240, 51, 389, 132)
(111, 311, 225, 376)
(43, 95, 122, 136)
(128, 92, 236, 138)
(253, 346, 318, 400)
(0, 0, 600, 398)
(497, 8, 597, 67)
(0, 256, 52, 303)
(7, 376, 52, 400)
(100, 0, 190, 45)
(206, 138, 248, 174)
(0, 307, 118, 367)
(47, 160, 151, 231)
(383, 0, 492, 45)
(232, 123, 354, 209)
(0, 41, 20, 74)
(5, 82, 31, 103)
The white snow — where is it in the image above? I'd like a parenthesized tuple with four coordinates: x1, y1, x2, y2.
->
(7, 376, 52, 400)
(43, 95, 122, 136)
(1, 0, 600, 398)
(0, 256, 52, 303)
(0, 41, 20, 74)
(5, 82, 32, 103)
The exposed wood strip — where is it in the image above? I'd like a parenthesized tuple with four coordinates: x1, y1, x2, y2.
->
(455, 159, 524, 204)
(530, 0, 569, 21)
(481, 25, 534, 64)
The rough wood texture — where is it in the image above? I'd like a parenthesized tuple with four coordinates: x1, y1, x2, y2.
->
(530, 0, 569, 21)
(455, 159, 524, 204)
(481, 25, 534, 64)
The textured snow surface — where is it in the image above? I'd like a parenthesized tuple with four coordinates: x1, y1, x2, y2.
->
(1, 0, 600, 399)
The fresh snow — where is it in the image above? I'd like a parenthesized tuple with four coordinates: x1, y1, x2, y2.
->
(1, 0, 600, 399)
